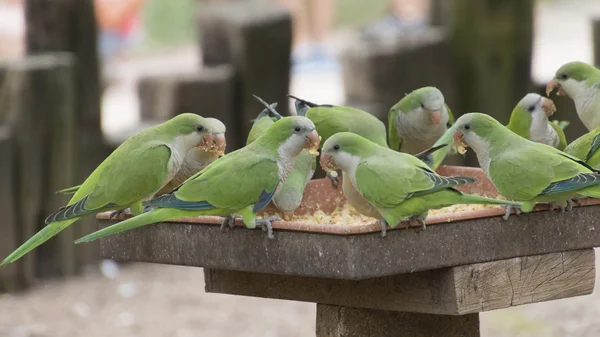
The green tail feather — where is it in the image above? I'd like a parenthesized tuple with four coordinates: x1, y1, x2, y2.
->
(1, 218, 78, 266)
(459, 193, 520, 206)
(74, 208, 184, 244)
(55, 184, 82, 195)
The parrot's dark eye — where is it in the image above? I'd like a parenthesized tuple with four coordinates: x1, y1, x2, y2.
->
(294, 126, 301, 132)
(464, 124, 471, 130)
(196, 125, 204, 132)
(527, 105, 535, 112)
(420, 103, 425, 109)
(560, 73, 568, 80)
(333, 144, 340, 151)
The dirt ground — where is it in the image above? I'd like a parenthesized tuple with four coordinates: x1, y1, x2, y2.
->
(1, 251, 599, 337)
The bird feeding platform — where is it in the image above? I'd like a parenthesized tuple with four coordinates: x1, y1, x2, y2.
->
(96, 166, 600, 337)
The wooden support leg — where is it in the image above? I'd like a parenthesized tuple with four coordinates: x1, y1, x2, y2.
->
(316, 304, 480, 337)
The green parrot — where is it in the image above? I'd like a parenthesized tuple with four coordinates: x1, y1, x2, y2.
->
(288, 95, 388, 218)
(74, 116, 321, 243)
(247, 96, 316, 217)
(56, 118, 226, 197)
(507, 93, 569, 150)
(563, 126, 600, 169)
(2, 114, 225, 266)
(319, 132, 520, 237)
(546, 61, 600, 131)
(453, 113, 600, 218)
(388, 86, 454, 154)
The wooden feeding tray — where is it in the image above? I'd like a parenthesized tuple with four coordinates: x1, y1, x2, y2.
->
(96, 165, 600, 337)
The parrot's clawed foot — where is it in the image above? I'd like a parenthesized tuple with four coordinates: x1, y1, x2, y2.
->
(326, 171, 339, 188)
(220, 215, 237, 232)
(379, 219, 388, 237)
(566, 199, 574, 212)
(408, 216, 426, 231)
(256, 216, 280, 239)
(143, 205, 155, 213)
(502, 205, 522, 220)
(109, 209, 131, 219)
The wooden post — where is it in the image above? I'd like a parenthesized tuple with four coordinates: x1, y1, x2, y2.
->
(593, 18, 600, 67)
(451, 0, 534, 165)
(0, 54, 77, 279)
(25, 0, 106, 267)
(197, 1, 292, 141)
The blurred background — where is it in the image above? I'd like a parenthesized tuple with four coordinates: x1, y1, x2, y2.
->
(0, 0, 600, 336)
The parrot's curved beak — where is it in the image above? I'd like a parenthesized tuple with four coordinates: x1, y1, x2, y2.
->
(198, 133, 227, 156)
(540, 97, 556, 117)
(430, 110, 442, 125)
(453, 131, 468, 154)
(304, 129, 321, 156)
(320, 153, 337, 172)
(546, 79, 566, 97)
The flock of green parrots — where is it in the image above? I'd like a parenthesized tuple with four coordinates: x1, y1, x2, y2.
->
(2, 60, 600, 267)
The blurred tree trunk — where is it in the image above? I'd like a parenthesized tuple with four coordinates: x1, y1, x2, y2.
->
(451, 0, 534, 166)
(25, 0, 106, 271)
(593, 18, 600, 67)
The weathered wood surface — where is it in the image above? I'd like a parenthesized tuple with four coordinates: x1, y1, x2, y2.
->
(205, 250, 595, 315)
(197, 1, 292, 140)
(137, 66, 240, 149)
(0, 127, 22, 291)
(316, 305, 480, 337)
(0, 54, 77, 279)
(99, 203, 600, 280)
(451, 0, 534, 166)
(26, 0, 106, 267)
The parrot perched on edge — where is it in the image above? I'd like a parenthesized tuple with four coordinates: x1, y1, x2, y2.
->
(2, 114, 226, 266)
(507, 93, 569, 150)
(546, 61, 600, 131)
(288, 95, 388, 218)
(247, 96, 316, 217)
(56, 118, 227, 197)
(453, 113, 600, 218)
(319, 132, 520, 237)
(388, 86, 454, 154)
(74, 116, 321, 243)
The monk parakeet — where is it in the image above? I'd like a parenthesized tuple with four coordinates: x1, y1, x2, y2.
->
(74, 116, 321, 243)
(563, 126, 600, 169)
(507, 93, 569, 150)
(453, 113, 600, 218)
(247, 96, 316, 217)
(320, 132, 520, 236)
(2, 114, 224, 266)
(56, 118, 226, 197)
(388, 86, 454, 154)
(289, 95, 388, 218)
(546, 61, 600, 131)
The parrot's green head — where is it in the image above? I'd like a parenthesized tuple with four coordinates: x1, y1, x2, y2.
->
(256, 116, 320, 158)
(391, 86, 447, 126)
(453, 113, 507, 155)
(165, 113, 227, 156)
(546, 61, 599, 99)
(508, 93, 556, 136)
(320, 132, 378, 173)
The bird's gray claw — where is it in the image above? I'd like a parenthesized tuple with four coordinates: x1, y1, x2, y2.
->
(566, 199, 574, 212)
(143, 206, 154, 213)
(379, 219, 388, 237)
(109, 209, 130, 219)
(256, 216, 280, 239)
(220, 215, 236, 232)
(326, 172, 339, 188)
(503, 205, 521, 220)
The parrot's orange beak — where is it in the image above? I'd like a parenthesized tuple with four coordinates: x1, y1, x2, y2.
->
(304, 129, 320, 156)
(430, 110, 442, 125)
(540, 97, 556, 117)
(453, 131, 468, 154)
(320, 153, 337, 172)
(198, 133, 227, 156)
(546, 79, 566, 97)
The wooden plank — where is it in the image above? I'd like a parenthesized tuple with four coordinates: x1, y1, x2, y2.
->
(204, 250, 594, 315)
(99, 203, 600, 280)
(316, 305, 479, 337)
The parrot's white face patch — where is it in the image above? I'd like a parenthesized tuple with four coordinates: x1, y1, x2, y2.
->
(559, 78, 588, 99)
(331, 152, 361, 186)
(277, 133, 308, 183)
(463, 132, 492, 174)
